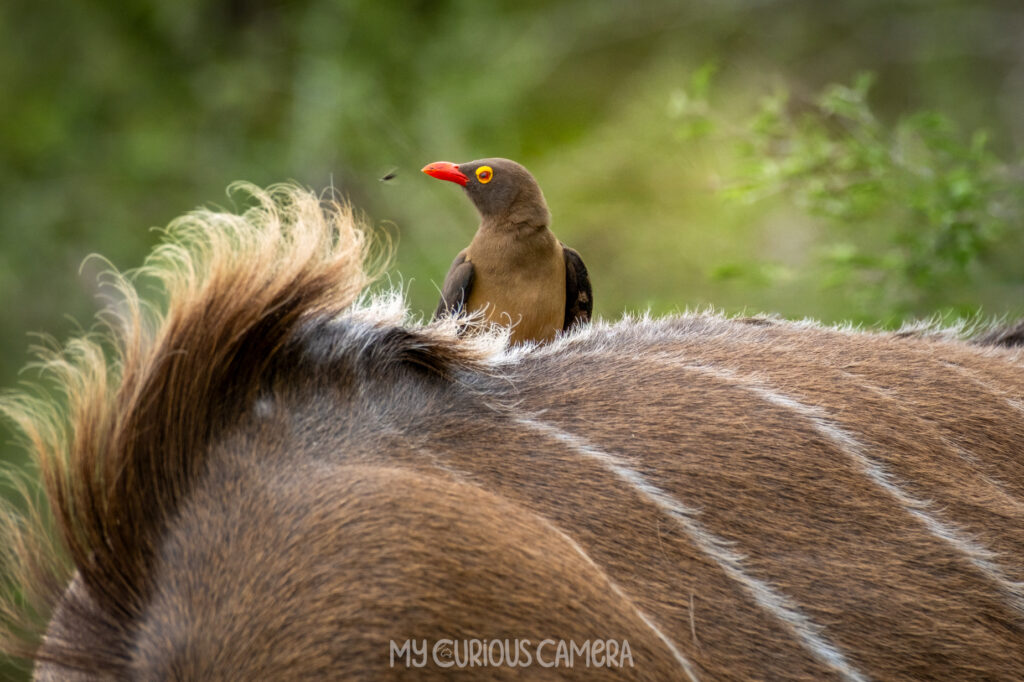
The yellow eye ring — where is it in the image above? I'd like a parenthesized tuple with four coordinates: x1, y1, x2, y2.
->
(475, 166, 493, 184)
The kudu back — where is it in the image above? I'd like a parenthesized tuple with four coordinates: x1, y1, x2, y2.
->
(2, 185, 1022, 680)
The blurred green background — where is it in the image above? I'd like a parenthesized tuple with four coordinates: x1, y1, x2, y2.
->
(2, 0, 1024, 674)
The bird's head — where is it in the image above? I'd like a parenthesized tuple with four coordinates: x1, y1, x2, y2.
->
(421, 158, 551, 230)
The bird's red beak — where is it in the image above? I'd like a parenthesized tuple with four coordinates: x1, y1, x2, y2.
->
(421, 161, 468, 187)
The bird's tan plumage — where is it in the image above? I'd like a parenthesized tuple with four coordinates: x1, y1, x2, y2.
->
(462, 228, 566, 343)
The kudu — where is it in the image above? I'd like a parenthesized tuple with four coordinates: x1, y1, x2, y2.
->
(1, 185, 1022, 680)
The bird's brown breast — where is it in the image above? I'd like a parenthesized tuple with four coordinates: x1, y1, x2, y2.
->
(465, 231, 566, 344)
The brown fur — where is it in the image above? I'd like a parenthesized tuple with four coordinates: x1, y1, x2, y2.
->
(2, 185, 1023, 680)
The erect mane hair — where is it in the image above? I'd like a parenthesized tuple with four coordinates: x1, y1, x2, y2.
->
(0, 184, 505, 671)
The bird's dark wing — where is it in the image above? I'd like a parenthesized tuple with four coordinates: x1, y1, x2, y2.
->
(973, 318, 1024, 347)
(562, 244, 592, 330)
(433, 250, 475, 320)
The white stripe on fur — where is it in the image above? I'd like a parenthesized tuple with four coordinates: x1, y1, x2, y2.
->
(658, 359, 1024, 620)
(515, 416, 868, 682)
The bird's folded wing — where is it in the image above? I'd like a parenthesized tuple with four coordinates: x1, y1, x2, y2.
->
(434, 250, 475, 320)
(562, 244, 592, 329)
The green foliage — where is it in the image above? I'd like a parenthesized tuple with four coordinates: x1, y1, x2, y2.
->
(677, 70, 1024, 323)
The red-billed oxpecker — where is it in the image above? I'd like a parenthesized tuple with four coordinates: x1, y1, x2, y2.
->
(422, 158, 592, 344)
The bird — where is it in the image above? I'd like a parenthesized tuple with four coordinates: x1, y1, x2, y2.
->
(422, 157, 592, 345)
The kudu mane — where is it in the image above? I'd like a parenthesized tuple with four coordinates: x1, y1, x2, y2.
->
(0, 185, 502, 670)
(2, 184, 1023, 679)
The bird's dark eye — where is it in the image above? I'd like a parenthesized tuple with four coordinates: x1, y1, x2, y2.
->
(476, 166, 493, 184)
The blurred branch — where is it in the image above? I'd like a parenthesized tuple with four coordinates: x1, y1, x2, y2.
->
(672, 68, 1024, 321)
